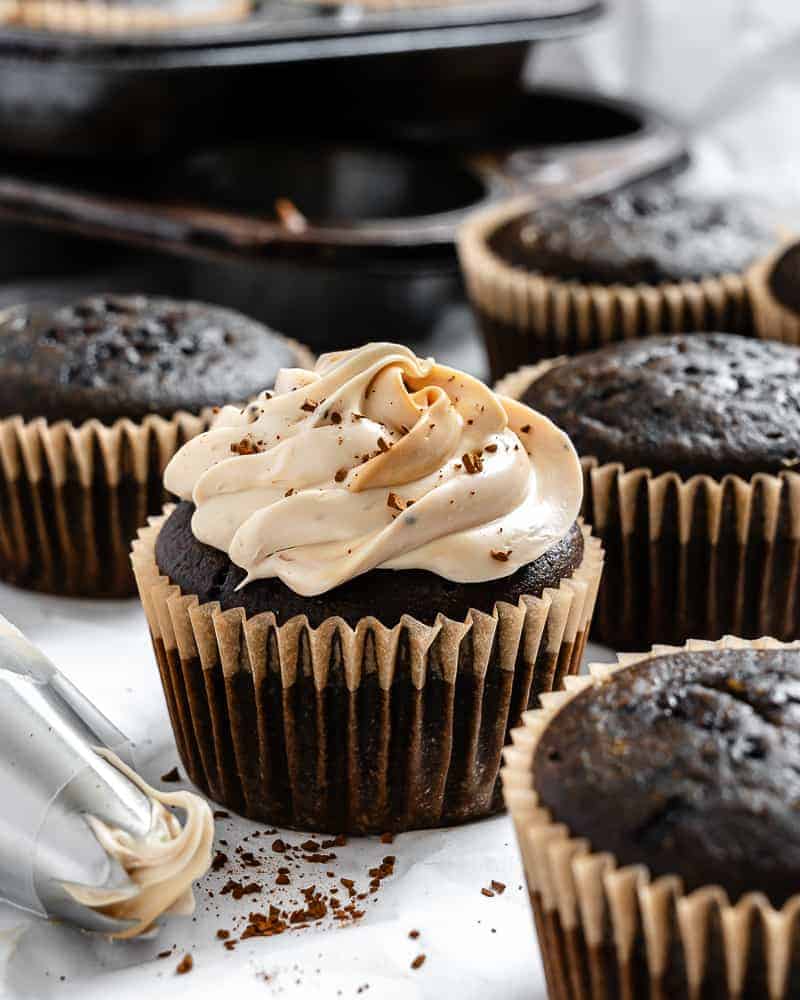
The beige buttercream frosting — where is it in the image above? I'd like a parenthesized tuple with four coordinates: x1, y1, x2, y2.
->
(64, 752, 214, 940)
(164, 342, 582, 597)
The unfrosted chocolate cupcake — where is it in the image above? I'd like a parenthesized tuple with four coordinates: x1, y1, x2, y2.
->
(498, 333, 800, 648)
(132, 342, 604, 833)
(503, 638, 800, 1000)
(0, 294, 311, 597)
(460, 185, 780, 379)
(748, 237, 800, 346)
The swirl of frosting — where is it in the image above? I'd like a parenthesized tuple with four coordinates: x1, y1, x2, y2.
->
(63, 752, 214, 939)
(164, 343, 582, 597)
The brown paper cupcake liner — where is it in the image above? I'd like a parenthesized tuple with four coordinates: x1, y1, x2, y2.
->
(502, 636, 800, 1000)
(498, 361, 800, 649)
(747, 244, 800, 347)
(459, 197, 755, 381)
(131, 509, 604, 834)
(3, 0, 251, 32)
(0, 410, 211, 598)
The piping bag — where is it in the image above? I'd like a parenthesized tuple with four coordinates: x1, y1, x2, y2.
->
(0, 615, 214, 938)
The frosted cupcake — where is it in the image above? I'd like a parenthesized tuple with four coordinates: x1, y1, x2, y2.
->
(132, 342, 603, 833)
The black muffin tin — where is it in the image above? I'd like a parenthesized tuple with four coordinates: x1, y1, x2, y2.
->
(0, 0, 603, 157)
(0, 88, 687, 351)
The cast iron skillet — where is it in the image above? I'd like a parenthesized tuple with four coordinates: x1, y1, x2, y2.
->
(0, 88, 688, 348)
(0, 0, 603, 157)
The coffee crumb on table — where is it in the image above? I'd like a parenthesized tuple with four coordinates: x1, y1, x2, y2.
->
(175, 954, 193, 975)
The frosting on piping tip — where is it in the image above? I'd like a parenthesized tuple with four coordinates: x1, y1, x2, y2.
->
(164, 343, 582, 597)
(63, 752, 214, 940)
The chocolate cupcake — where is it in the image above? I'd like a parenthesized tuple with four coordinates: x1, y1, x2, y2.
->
(498, 333, 800, 649)
(502, 637, 800, 1000)
(459, 185, 781, 380)
(0, 294, 311, 597)
(131, 342, 604, 833)
(2, 0, 250, 32)
(748, 237, 800, 346)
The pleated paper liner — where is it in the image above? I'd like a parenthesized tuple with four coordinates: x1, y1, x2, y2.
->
(497, 361, 800, 650)
(131, 509, 603, 834)
(458, 196, 757, 382)
(0, 411, 207, 598)
(747, 243, 800, 347)
(502, 637, 800, 1000)
(2, 0, 251, 32)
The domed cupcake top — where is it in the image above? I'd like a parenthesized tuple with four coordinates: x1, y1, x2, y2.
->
(0, 295, 305, 425)
(489, 185, 777, 285)
(522, 332, 800, 479)
(533, 646, 800, 905)
(165, 342, 582, 596)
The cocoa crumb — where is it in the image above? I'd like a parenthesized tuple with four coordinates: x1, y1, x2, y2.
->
(272, 839, 287, 854)
(377, 437, 390, 453)
(175, 954, 193, 975)
(213, 810, 230, 820)
(411, 955, 426, 970)
(408, 929, 419, 940)
(387, 492, 403, 512)
(276, 874, 290, 886)
(491, 549, 511, 562)
(462, 451, 483, 475)
(157, 949, 173, 959)
(481, 888, 495, 898)
(334, 468, 348, 483)
(380, 833, 395, 844)
(301, 840, 320, 852)
(491, 880, 506, 894)
(301, 399, 317, 412)
(211, 850, 228, 872)
(216, 929, 230, 940)
(331, 411, 342, 425)
(284, 487, 295, 497)
(220, 879, 261, 900)
(160, 766, 180, 783)
(520, 424, 531, 434)
(230, 437, 262, 456)
(485, 443, 498, 453)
